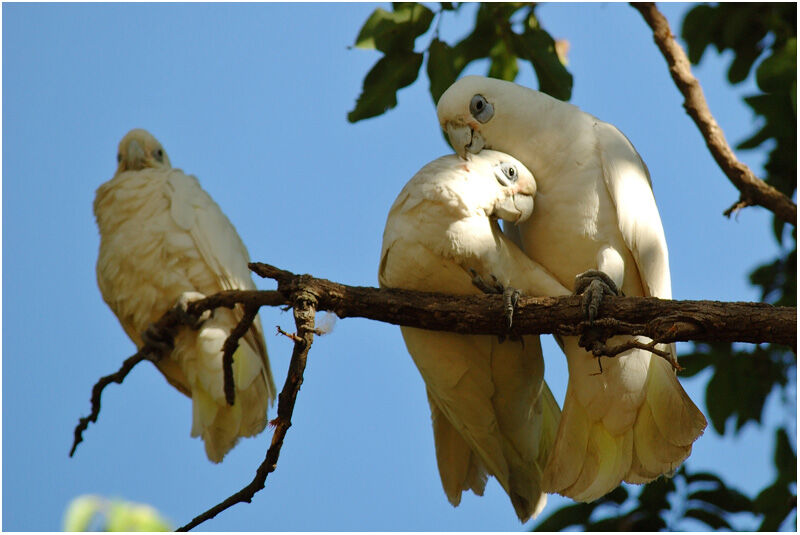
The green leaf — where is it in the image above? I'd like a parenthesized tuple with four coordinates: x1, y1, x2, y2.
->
(427, 38, 461, 104)
(533, 502, 595, 531)
(684, 471, 725, 485)
(704, 360, 735, 434)
(684, 507, 733, 530)
(754, 479, 795, 531)
(773, 427, 796, 483)
(488, 39, 519, 81)
(106, 500, 171, 531)
(756, 37, 797, 94)
(737, 125, 772, 150)
(676, 348, 714, 377)
(348, 51, 423, 122)
(681, 4, 716, 65)
(727, 46, 763, 84)
(354, 3, 434, 53)
(63, 496, 103, 532)
(512, 14, 572, 100)
(637, 477, 674, 512)
(63, 495, 171, 532)
(688, 488, 753, 514)
(605, 485, 630, 505)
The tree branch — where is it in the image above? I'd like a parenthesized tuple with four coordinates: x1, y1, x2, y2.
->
(630, 2, 797, 227)
(71, 262, 796, 530)
(247, 263, 795, 348)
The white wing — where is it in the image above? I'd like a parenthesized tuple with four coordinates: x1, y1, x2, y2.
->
(597, 122, 672, 300)
(165, 169, 275, 398)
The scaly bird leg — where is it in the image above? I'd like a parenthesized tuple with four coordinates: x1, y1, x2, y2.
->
(141, 291, 212, 357)
(469, 268, 522, 339)
(574, 269, 620, 323)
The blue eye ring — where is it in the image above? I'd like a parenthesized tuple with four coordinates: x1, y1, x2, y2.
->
(470, 94, 494, 123)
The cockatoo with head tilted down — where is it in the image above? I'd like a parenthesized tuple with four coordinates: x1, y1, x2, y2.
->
(379, 150, 573, 521)
(94, 128, 276, 463)
(437, 76, 707, 502)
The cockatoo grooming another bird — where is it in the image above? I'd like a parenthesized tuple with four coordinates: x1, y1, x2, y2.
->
(94, 128, 276, 462)
(437, 76, 707, 502)
(379, 151, 572, 521)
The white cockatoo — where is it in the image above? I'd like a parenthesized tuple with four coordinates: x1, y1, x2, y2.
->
(94, 128, 276, 463)
(379, 150, 573, 521)
(437, 76, 707, 502)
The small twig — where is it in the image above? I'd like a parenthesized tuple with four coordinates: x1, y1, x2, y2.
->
(630, 2, 797, 227)
(177, 291, 318, 531)
(723, 198, 754, 218)
(69, 349, 157, 457)
(69, 304, 193, 457)
(221, 305, 260, 406)
(276, 325, 302, 343)
(587, 338, 682, 371)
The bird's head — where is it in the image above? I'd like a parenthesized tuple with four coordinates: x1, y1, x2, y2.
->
(467, 150, 536, 224)
(116, 129, 171, 174)
(437, 75, 542, 159)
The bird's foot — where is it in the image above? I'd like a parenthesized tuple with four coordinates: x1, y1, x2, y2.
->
(574, 269, 620, 323)
(469, 269, 522, 340)
(142, 323, 176, 357)
(470, 269, 504, 294)
(175, 291, 212, 330)
(141, 292, 211, 359)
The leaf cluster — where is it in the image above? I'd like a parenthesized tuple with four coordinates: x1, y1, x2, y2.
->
(63, 495, 172, 532)
(679, 4, 797, 530)
(348, 2, 572, 123)
(534, 467, 756, 531)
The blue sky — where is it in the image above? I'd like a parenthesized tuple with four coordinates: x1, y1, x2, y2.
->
(3, 2, 793, 531)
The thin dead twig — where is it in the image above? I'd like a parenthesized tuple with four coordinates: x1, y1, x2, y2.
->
(70, 291, 285, 457)
(69, 349, 156, 457)
(221, 305, 260, 406)
(69, 305, 189, 457)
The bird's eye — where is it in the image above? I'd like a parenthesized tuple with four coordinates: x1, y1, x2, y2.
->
(503, 164, 518, 182)
(154, 148, 164, 162)
(469, 94, 494, 123)
(116, 153, 122, 163)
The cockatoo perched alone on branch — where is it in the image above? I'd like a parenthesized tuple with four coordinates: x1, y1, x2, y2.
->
(94, 129, 276, 463)
(379, 151, 572, 521)
(437, 76, 707, 502)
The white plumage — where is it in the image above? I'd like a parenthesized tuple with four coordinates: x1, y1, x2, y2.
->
(379, 151, 570, 521)
(437, 76, 707, 502)
(94, 128, 276, 462)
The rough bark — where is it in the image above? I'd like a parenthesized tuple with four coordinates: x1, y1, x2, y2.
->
(245, 263, 795, 347)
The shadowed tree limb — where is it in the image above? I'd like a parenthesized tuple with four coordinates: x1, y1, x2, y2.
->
(631, 2, 797, 226)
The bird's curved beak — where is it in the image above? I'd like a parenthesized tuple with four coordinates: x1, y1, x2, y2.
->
(493, 194, 534, 224)
(445, 121, 485, 159)
(121, 139, 146, 171)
